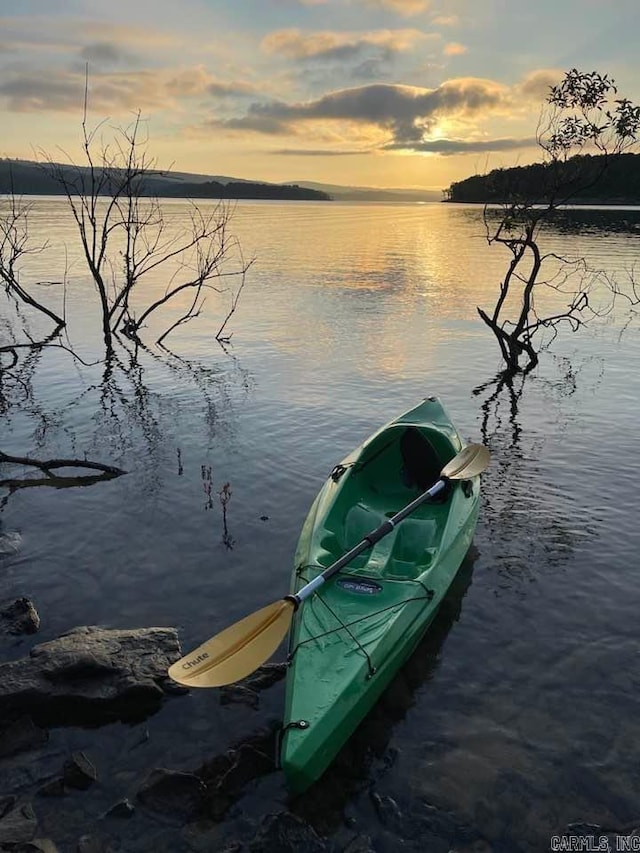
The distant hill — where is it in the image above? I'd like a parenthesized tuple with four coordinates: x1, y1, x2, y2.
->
(445, 152, 640, 205)
(158, 179, 329, 201)
(0, 159, 330, 202)
(290, 180, 441, 203)
(0, 158, 443, 203)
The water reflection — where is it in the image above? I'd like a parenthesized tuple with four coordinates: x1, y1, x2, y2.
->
(0, 449, 125, 512)
(0, 321, 56, 419)
(31, 344, 246, 483)
(550, 207, 640, 236)
(478, 205, 640, 237)
(472, 367, 586, 587)
(474, 371, 525, 451)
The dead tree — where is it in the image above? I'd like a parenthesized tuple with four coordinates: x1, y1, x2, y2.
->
(42, 102, 251, 356)
(0, 450, 126, 489)
(0, 452, 125, 510)
(476, 69, 640, 374)
(0, 193, 65, 335)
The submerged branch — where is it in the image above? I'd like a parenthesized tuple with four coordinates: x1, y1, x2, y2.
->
(0, 451, 127, 490)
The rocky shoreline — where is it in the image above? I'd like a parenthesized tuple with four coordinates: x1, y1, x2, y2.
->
(0, 596, 490, 852)
(0, 602, 283, 850)
(3, 596, 634, 852)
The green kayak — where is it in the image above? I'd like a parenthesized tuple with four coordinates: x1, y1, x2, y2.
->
(281, 396, 483, 792)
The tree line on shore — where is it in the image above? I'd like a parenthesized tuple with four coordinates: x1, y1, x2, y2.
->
(445, 152, 640, 205)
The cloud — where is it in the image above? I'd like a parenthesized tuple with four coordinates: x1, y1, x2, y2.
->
(261, 28, 429, 61)
(0, 65, 257, 114)
(0, 16, 178, 52)
(80, 42, 134, 66)
(384, 135, 538, 154)
(443, 42, 467, 56)
(165, 66, 215, 97)
(276, 0, 429, 8)
(432, 15, 459, 26)
(164, 67, 259, 100)
(75, 20, 179, 49)
(272, 147, 366, 155)
(364, 0, 431, 16)
(217, 78, 508, 144)
(208, 80, 262, 98)
(518, 68, 565, 101)
(0, 72, 87, 113)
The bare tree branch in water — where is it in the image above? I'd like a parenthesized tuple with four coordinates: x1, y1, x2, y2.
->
(0, 450, 126, 491)
(473, 372, 526, 451)
(0, 335, 100, 373)
(453, 69, 640, 375)
(215, 263, 249, 344)
(0, 193, 66, 334)
(39, 79, 251, 356)
(609, 264, 640, 336)
(219, 481, 234, 550)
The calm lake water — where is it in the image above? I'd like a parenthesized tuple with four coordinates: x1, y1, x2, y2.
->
(2, 198, 640, 851)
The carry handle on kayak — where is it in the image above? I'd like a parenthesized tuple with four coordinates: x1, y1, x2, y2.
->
(167, 442, 490, 688)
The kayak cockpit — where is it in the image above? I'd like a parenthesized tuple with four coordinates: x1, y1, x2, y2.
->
(313, 424, 459, 580)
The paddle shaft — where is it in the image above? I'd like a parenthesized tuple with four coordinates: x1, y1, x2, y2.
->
(291, 477, 446, 604)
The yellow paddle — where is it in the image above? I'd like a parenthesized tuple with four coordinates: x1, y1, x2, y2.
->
(168, 442, 490, 688)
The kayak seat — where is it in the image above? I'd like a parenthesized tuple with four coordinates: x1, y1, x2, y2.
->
(344, 502, 384, 548)
(400, 427, 450, 501)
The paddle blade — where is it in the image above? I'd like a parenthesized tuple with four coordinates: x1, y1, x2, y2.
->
(168, 599, 295, 688)
(442, 443, 490, 480)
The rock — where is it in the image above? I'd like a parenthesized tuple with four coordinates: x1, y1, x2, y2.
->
(342, 834, 375, 853)
(0, 626, 183, 725)
(7, 840, 60, 853)
(219, 664, 287, 709)
(179, 823, 238, 853)
(217, 745, 274, 797)
(566, 822, 603, 836)
(63, 752, 97, 791)
(242, 663, 287, 692)
(0, 532, 21, 557)
(369, 790, 403, 831)
(136, 769, 206, 822)
(196, 726, 278, 822)
(450, 841, 494, 853)
(0, 599, 40, 636)
(219, 685, 259, 709)
(0, 717, 47, 758)
(36, 780, 65, 798)
(413, 800, 463, 839)
(104, 799, 135, 819)
(0, 801, 37, 844)
(76, 835, 116, 853)
(0, 798, 15, 820)
(249, 813, 327, 853)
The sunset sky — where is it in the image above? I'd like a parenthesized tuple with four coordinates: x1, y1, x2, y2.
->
(1, 0, 638, 191)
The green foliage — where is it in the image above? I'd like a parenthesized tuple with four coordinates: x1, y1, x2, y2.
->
(448, 69, 640, 207)
(472, 69, 640, 376)
(543, 69, 640, 157)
